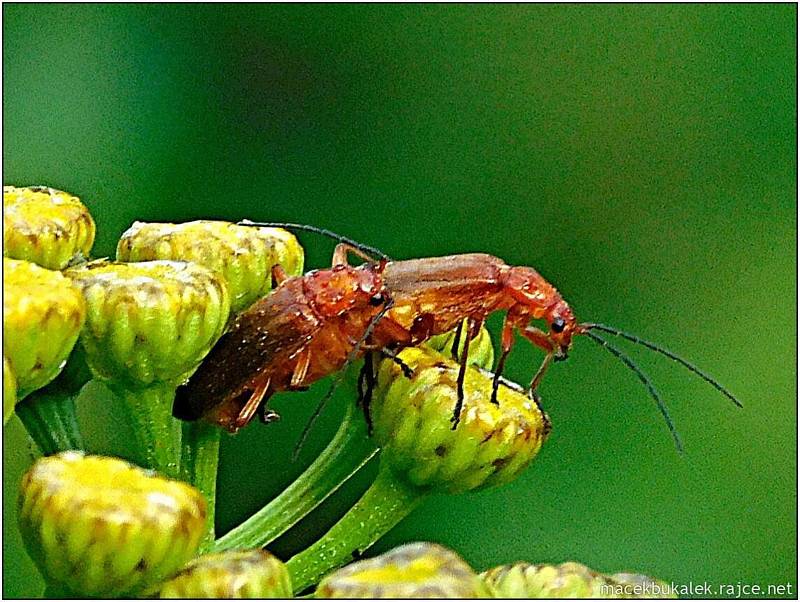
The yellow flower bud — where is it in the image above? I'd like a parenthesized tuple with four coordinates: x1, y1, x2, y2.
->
(159, 549, 292, 598)
(372, 347, 551, 493)
(66, 259, 229, 387)
(4, 258, 85, 398)
(316, 542, 492, 598)
(18, 452, 206, 597)
(3, 186, 95, 269)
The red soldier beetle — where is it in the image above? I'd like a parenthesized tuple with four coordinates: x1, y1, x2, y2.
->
(239, 222, 743, 452)
(173, 242, 396, 432)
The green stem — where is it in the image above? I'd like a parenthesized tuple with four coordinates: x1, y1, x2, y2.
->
(181, 420, 220, 551)
(15, 390, 84, 455)
(213, 401, 378, 553)
(14, 348, 91, 455)
(286, 464, 425, 594)
(111, 382, 181, 479)
(41, 583, 76, 599)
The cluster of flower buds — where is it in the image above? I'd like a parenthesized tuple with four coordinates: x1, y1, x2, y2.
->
(3, 186, 97, 451)
(4, 184, 674, 599)
(117, 220, 303, 312)
(480, 561, 674, 599)
(314, 543, 672, 599)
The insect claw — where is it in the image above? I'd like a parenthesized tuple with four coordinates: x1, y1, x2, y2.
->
(258, 406, 281, 424)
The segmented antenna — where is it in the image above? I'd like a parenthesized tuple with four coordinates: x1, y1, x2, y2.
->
(582, 323, 743, 408)
(238, 220, 392, 262)
(291, 298, 395, 460)
(583, 330, 684, 453)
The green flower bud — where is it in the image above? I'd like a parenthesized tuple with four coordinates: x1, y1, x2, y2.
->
(480, 562, 673, 599)
(4, 356, 17, 424)
(372, 347, 551, 494)
(316, 542, 492, 599)
(117, 220, 304, 313)
(480, 562, 611, 598)
(66, 259, 230, 387)
(159, 549, 292, 598)
(3, 186, 95, 269)
(3, 258, 86, 398)
(425, 320, 495, 370)
(18, 452, 206, 597)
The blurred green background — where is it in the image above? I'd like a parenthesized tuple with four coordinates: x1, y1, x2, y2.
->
(3, 4, 796, 598)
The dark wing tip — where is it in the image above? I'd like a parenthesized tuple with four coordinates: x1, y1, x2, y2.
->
(172, 384, 203, 421)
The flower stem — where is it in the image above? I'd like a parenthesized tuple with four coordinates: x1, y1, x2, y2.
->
(181, 420, 220, 551)
(42, 583, 77, 599)
(213, 401, 378, 553)
(285, 464, 425, 594)
(15, 390, 84, 455)
(111, 382, 181, 479)
(14, 347, 91, 454)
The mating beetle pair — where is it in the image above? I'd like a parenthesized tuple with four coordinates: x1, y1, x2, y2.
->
(173, 221, 742, 451)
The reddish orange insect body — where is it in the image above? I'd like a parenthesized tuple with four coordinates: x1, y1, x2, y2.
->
(178, 221, 742, 449)
(173, 257, 389, 432)
(377, 253, 577, 366)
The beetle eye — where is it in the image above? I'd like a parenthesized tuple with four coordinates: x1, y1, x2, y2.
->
(369, 293, 385, 306)
(551, 317, 566, 333)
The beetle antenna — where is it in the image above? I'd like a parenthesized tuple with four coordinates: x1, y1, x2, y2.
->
(238, 220, 392, 262)
(583, 330, 684, 453)
(292, 298, 395, 460)
(582, 323, 743, 408)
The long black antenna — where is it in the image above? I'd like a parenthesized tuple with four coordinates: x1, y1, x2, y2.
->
(583, 330, 684, 453)
(238, 220, 392, 262)
(291, 299, 395, 460)
(582, 323, 743, 408)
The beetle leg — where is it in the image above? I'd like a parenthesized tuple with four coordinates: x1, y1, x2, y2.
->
(491, 349, 509, 406)
(235, 375, 272, 430)
(409, 313, 435, 344)
(357, 352, 377, 434)
(332, 243, 379, 267)
(519, 324, 556, 399)
(519, 324, 555, 354)
(271, 264, 289, 288)
(467, 317, 484, 340)
(450, 318, 476, 429)
(450, 321, 463, 358)
(372, 314, 414, 347)
(492, 313, 517, 405)
(529, 352, 554, 401)
(380, 347, 414, 378)
(290, 347, 312, 388)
